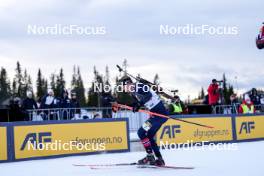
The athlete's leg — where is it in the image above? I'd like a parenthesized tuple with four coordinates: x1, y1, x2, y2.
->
(137, 120, 156, 165)
(137, 120, 153, 154)
(146, 117, 166, 158)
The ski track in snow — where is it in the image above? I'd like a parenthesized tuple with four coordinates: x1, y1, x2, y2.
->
(0, 141, 263, 176)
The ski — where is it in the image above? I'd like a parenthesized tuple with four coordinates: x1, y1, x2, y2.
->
(73, 162, 137, 167)
(73, 163, 194, 170)
(137, 165, 194, 170)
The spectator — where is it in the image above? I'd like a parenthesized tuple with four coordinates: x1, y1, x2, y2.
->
(9, 97, 26, 121)
(230, 94, 238, 105)
(239, 94, 255, 114)
(260, 94, 264, 112)
(260, 94, 264, 105)
(60, 89, 71, 108)
(70, 92, 80, 108)
(249, 88, 260, 105)
(60, 89, 71, 120)
(40, 89, 59, 120)
(40, 89, 57, 109)
(22, 91, 38, 120)
(229, 94, 239, 114)
(70, 91, 80, 119)
(207, 79, 220, 106)
(168, 96, 186, 115)
(101, 92, 115, 118)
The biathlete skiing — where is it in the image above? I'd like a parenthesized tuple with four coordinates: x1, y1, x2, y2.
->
(116, 75, 168, 166)
(75, 65, 209, 169)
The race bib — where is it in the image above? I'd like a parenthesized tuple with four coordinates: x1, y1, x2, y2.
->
(144, 90, 160, 109)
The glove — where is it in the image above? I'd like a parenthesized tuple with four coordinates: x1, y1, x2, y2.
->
(132, 102, 141, 113)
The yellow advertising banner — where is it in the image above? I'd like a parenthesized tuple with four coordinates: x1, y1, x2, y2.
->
(14, 120, 128, 159)
(0, 127, 8, 161)
(236, 115, 264, 140)
(156, 117, 233, 146)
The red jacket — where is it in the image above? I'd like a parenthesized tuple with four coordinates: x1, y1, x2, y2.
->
(261, 26, 264, 38)
(207, 84, 220, 105)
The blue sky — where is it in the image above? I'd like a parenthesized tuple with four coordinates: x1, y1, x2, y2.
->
(0, 0, 263, 99)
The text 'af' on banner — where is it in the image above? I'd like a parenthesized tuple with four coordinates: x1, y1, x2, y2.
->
(156, 116, 233, 146)
(13, 119, 129, 160)
(236, 115, 264, 141)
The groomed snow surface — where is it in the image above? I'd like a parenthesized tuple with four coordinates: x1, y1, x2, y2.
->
(1, 141, 263, 176)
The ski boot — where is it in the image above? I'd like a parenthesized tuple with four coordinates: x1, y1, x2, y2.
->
(138, 154, 156, 165)
(155, 156, 165, 166)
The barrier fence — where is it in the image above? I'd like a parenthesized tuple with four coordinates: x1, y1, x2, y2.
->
(25, 105, 264, 132)
(27, 108, 149, 132)
(27, 107, 113, 121)
(212, 104, 264, 114)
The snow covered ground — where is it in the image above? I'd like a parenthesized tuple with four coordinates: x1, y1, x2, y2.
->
(1, 141, 263, 176)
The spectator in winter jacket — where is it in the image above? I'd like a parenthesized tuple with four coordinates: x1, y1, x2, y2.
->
(260, 94, 264, 105)
(40, 89, 59, 120)
(70, 92, 80, 109)
(101, 92, 115, 118)
(249, 88, 260, 105)
(260, 94, 264, 112)
(40, 89, 58, 109)
(230, 94, 239, 105)
(22, 91, 38, 110)
(256, 23, 264, 49)
(258, 23, 264, 39)
(168, 96, 186, 115)
(9, 97, 26, 121)
(22, 91, 38, 120)
(207, 79, 220, 105)
(70, 91, 81, 118)
(59, 89, 71, 120)
(60, 89, 71, 108)
(239, 94, 255, 114)
(229, 94, 239, 114)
